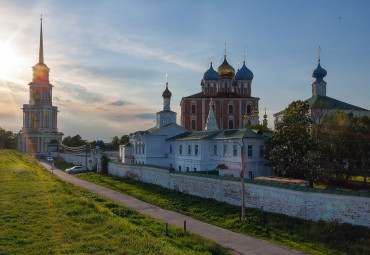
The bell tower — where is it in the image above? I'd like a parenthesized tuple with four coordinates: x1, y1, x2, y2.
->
(18, 17, 63, 154)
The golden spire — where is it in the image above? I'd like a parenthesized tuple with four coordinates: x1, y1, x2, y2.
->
(318, 46, 321, 63)
(263, 107, 267, 119)
(209, 97, 213, 106)
(39, 14, 44, 64)
(237, 59, 240, 70)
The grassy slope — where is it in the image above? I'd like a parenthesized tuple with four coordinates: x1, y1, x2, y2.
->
(0, 150, 229, 255)
(76, 172, 370, 255)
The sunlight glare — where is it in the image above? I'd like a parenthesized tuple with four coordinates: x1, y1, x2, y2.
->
(0, 41, 22, 80)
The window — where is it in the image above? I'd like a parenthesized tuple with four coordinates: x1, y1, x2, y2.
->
(194, 167, 197, 171)
(188, 145, 192, 155)
(191, 119, 196, 130)
(179, 145, 183, 155)
(248, 145, 253, 157)
(260, 145, 265, 157)
(213, 145, 217, 155)
(195, 145, 198, 155)
(223, 144, 227, 156)
(142, 144, 145, 154)
(170, 145, 172, 154)
(191, 104, 196, 114)
(186, 167, 189, 172)
(170, 163, 172, 168)
(179, 166, 182, 171)
(247, 105, 251, 114)
(229, 104, 234, 114)
(228, 120, 234, 129)
(233, 145, 238, 156)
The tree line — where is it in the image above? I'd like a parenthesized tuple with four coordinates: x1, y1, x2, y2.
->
(62, 134, 130, 151)
(265, 100, 369, 187)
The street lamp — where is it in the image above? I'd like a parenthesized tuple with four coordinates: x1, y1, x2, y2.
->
(229, 139, 246, 218)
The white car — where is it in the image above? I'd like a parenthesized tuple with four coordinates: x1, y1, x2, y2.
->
(46, 156, 53, 162)
(66, 166, 86, 174)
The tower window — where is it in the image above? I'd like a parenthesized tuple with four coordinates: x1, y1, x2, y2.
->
(247, 105, 251, 114)
(191, 105, 196, 114)
(229, 105, 234, 114)
(228, 120, 234, 129)
(191, 119, 196, 130)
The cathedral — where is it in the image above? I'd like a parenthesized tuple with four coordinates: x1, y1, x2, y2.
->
(180, 46, 262, 131)
(18, 18, 63, 154)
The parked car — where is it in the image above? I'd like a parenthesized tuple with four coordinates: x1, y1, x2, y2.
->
(46, 156, 53, 162)
(66, 166, 86, 174)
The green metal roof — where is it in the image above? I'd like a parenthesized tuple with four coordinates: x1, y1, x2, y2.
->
(306, 95, 369, 111)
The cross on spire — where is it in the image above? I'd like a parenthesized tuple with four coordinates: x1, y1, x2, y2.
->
(243, 49, 246, 64)
(318, 46, 321, 63)
(224, 43, 227, 59)
(237, 59, 240, 70)
(166, 73, 168, 88)
(210, 53, 213, 65)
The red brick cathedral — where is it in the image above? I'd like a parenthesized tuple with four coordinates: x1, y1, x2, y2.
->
(181, 50, 260, 131)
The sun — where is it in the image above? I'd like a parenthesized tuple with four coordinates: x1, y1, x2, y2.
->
(0, 41, 22, 80)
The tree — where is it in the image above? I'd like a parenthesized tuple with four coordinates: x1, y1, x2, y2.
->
(265, 101, 322, 187)
(0, 127, 17, 149)
(120, 135, 129, 145)
(313, 112, 370, 185)
(244, 123, 273, 133)
(111, 136, 120, 150)
(62, 134, 85, 147)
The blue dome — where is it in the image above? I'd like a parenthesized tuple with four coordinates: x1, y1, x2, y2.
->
(233, 62, 253, 86)
(202, 63, 219, 81)
(312, 63, 327, 82)
(96, 140, 100, 146)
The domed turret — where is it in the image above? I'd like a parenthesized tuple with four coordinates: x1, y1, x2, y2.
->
(162, 85, 172, 98)
(312, 63, 327, 82)
(311, 46, 327, 97)
(202, 62, 219, 81)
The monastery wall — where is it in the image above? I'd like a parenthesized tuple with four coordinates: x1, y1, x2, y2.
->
(108, 162, 370, 227)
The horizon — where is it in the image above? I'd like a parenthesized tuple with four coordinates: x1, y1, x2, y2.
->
(1, 0, 369, 141)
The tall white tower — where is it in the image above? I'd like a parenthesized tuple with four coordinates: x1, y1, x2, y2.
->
(156, 74, 177, 128)
(18, 17, 63, 154)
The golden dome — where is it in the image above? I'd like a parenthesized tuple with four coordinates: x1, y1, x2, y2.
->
(217, 57, 235, 79)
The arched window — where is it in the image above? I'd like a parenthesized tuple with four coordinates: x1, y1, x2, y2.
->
(229, 105, 234, 114)
(191, 105, 196, 114)
(191, 119, 196, 130)
(228, 120, 234, 129)
(247, 105, 251, 114)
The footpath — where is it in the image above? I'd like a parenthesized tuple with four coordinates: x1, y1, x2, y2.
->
(41, 163, 302, 255)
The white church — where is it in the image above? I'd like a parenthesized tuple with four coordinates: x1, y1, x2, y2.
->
(120, 76, 272, 179)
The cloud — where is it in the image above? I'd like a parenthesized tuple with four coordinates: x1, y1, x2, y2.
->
(109, 100, 128, 106)
(0, 80, 27, 92)
(135, 113, 155, 119)
(95, 107, 109, 111)
(55, 81, 102, 104)
(100, 34, 203, 72)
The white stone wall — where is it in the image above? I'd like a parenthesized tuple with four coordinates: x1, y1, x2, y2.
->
(108, 162, 370, 227)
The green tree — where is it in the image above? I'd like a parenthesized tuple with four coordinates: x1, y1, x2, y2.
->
(120, 135, 130, 145)
(111, 136, 120, 150)
(0, 127, 17, 149)
(62, 135, 85, 147)
(314, 112, 370, 185)
(244, 123, 273, 133)
(265, 101, 322, 187)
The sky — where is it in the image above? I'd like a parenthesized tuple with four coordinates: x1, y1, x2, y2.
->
(0, 0, 369, 141)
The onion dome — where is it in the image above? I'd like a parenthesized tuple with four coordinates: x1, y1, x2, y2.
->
(162, 75, 172, 98)
(202, 62, 219, 81)
(217, 56, 235, 79)
(96, 140, 100, 146)
(237, 61, 254, 80)
(312, 63, 327, 82)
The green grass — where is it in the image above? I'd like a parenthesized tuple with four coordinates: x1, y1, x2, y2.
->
(0, 150, 230, 255)
(54, 159, 74, 170)
(76, 171, 370, 255)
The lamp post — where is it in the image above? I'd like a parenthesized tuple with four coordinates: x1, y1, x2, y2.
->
(230, 139, 246, 218)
